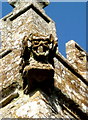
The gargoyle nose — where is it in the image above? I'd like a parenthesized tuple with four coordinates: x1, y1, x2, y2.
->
(38, 46, 43, 53)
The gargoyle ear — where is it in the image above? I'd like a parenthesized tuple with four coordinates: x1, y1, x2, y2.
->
(28, 33, 33, 41)
(23, 36, 28, 40)
(22, 36, 28, 43)
(22, 36, 28, 47)
(49, 34, 54, 43)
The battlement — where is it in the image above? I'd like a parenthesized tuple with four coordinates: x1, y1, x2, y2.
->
(66, 40, 88, 80)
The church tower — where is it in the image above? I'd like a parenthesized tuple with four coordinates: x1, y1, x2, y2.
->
(0, 0, 88, 119)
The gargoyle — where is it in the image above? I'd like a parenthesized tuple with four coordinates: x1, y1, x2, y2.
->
(20, 33, 57, 94)
(29, 33, 57, 63)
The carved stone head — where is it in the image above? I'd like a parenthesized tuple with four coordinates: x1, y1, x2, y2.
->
(29, 33, 57, 60)
(21, 33, 57, 94)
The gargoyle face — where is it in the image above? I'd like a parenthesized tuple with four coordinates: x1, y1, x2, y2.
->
(31, 38, 50, 57)
(29, 34, 56, 58)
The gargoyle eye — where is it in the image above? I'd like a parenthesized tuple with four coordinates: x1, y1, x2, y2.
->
(34, 41, 39, 43)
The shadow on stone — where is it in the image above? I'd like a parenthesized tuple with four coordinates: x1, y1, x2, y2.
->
(46, 87, 88, 120)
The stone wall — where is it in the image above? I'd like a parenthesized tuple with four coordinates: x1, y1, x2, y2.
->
(0, 49, 21, 91)
(0, 1, 88, 119)
(54, 44, 88, 114)
(0, 2, 57, 93)
(55, 62, 88, 113)
(1, 3, 57, 50)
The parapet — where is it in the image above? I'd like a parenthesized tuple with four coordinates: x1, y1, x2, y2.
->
(66, 40, 88, 80)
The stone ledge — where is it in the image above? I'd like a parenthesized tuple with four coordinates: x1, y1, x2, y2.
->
(0, 82, 20, 102)
(0, 91, 19, 108)
(0, 49, 12, 59)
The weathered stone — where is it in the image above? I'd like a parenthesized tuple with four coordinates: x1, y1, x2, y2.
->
(66, 40, 88, 80)
(19, 33, 57, 94)
(0, 90, 76, 118)
(0, 0, 88, 119)
(54, 53, 88, 114)
(0, 91, 19, 108)
(8, 0, 50, 8)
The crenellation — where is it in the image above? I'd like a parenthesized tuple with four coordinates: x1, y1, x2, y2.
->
(66, 40, 88, 80)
